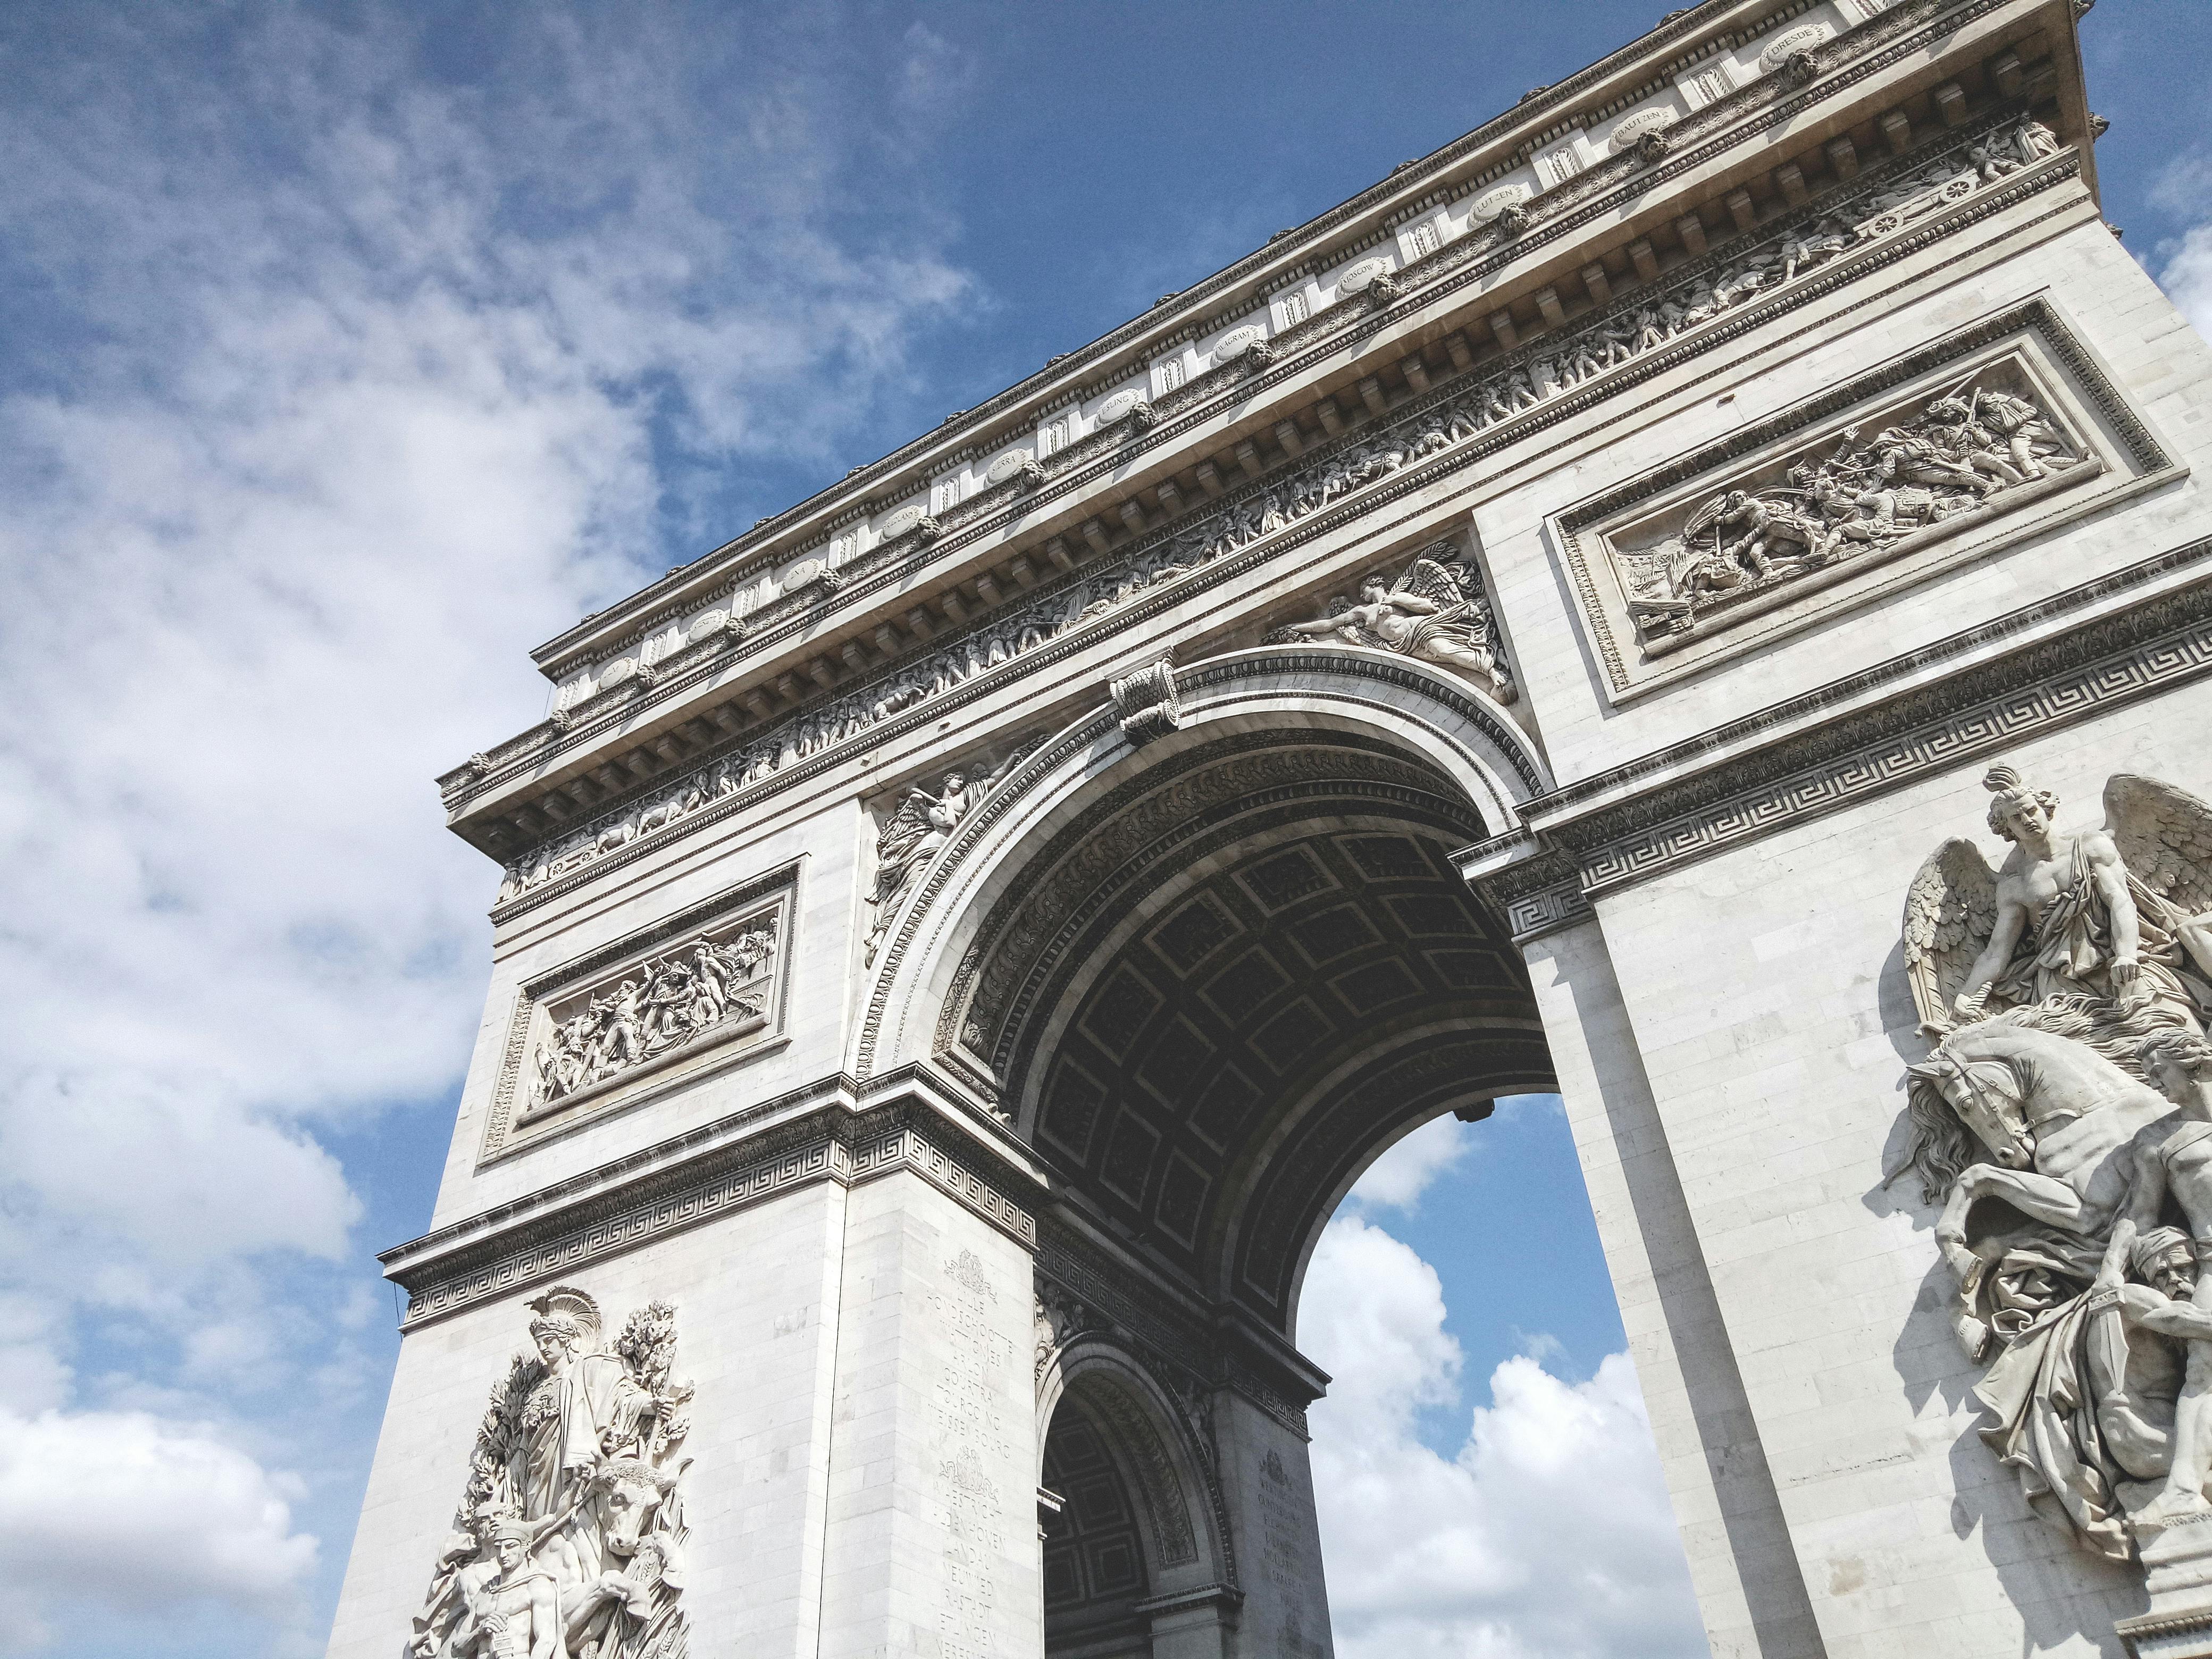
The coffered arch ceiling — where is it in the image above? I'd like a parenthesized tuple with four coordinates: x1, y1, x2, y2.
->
(958, 727, 1554, 1332)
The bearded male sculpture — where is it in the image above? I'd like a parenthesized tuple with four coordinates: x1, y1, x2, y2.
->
(407, 1287, 694, 1659)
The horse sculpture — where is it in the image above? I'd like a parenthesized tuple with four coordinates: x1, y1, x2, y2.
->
(1898, 1017, 2177, 1356)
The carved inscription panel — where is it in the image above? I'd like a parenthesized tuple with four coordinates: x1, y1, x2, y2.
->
(932, 1249, 1017, 1659)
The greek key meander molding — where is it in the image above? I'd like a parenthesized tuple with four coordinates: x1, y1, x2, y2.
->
(472, 0, 1982, 721)
(1557, 292, 2167, 693)
(392, 1098, 1037, 1328)
(1463, 539, 2212, 921)
(472, 112, 2064, 911)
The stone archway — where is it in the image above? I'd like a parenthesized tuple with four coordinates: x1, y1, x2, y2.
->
(861, 647, 1559, 1650)
(1035, 1338, 1239, 1658)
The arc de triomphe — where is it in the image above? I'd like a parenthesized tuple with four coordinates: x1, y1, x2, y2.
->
(328, 3, 2212, 1655)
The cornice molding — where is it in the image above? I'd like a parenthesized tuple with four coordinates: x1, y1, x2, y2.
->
(1461, 535, 2212, 928)
(476, 128, 2076, 915)
(486, 0, 2016, 717)
(386, 1084, 1044, 1329)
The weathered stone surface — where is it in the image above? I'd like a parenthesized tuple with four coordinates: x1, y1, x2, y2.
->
(332, 4, 2212, 1656)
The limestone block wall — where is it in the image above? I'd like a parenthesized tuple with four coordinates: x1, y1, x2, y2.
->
(328, 1179, 851, 1659)
(817, 1172, 1042, 1659)
(1574, 688, 2212, 1657)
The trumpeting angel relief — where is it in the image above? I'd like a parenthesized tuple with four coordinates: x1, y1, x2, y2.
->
(1896, 765, 2212, 1563)
(408, 1287, 696, 1659)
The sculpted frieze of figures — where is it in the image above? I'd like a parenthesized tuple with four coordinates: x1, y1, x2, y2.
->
(1612, 361, 2083, 645)
(492, 116, 2060, 907)
(525, 913, 778, 1117)
(1264, 543, 1515, 703)
(1895, 764, 2212, 1575)
(408, 1287, 696, 1659)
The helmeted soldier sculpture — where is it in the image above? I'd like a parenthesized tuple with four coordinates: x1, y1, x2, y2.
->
(407, 1287, 696, 1659)
(1893, 764, 2212, 1566)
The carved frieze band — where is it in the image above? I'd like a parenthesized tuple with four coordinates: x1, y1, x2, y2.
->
(485, 118, 2073, 919)
(394, 1098, 1038, 1329)
(448, 0, 2021, 818)
(1464, 539, 2212, 922)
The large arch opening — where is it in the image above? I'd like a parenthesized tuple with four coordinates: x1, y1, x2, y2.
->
(956, 716, 1554, 1328)
(865, 650, 1580, 1654)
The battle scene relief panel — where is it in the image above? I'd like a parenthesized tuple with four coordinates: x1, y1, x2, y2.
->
(1559, 298, 2173, 698)
(482, 873, 793, 1162)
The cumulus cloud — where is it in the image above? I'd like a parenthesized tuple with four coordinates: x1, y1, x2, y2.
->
(1302, 1216, 1709, 1659)
(1341, 1112, 1476, 1212)
(0, 1407, 317, 1645)
(2152, 150, 2212, 339)
(0, 4, 978, 1649)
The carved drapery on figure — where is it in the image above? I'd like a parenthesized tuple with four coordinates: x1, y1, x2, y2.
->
(1616, 369, 2081, 644)
(526, 918, 777, 1115)
(1266, 544, 1516, 703)
(864, 746, 1033, 965)
(1895, 766, 2212, 1585)
(407, 1287, 696, 1659)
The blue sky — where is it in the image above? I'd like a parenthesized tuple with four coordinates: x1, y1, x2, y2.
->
(3, 4, 2210, 1656)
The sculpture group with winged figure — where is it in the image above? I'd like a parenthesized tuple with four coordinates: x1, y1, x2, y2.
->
(1273, 547, 1517, 705)
(1896, 764, 2212, 1564)
(407, 1287, 696, 1659)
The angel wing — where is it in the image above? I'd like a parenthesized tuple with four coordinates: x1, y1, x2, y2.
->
(2105, 773, 2212, 918)
(1902, 837, 2000, 1033)
(1396, 555, 1473, 618)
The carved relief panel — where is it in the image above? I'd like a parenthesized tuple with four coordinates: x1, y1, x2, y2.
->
(482, 868, 795, 1161)
(406, 1285, 697, 1659)
(1556, 297, 2175, 699)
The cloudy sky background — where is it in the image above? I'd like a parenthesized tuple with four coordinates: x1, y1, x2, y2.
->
(0, 3, 2206, 1654)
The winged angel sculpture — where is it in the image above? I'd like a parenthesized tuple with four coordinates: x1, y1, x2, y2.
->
(1273, 550, 1516, 703)
(407, 1287, 696, 1659)
(1896, 765, 2212, 1560)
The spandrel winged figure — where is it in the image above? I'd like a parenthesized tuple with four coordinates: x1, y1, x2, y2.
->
(1892, 764, 2212, 1564)
(1276, 550, 1516, 703)
(862, 750, 1033, 966)
(1903, 766, 2212, 1049)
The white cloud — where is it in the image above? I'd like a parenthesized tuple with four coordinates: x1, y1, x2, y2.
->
(1302, 1216, 1710, 1659)
(0, 5, 979, 1649)
(2153, 149, 2212, 339)
(0, 1407, 316, 1646)
(1344, 1113, 1475, 1212)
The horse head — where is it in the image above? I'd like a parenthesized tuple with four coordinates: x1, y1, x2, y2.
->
(1905, 1034, 2037, 1186)
(1897, 1015, 2171, 1202)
